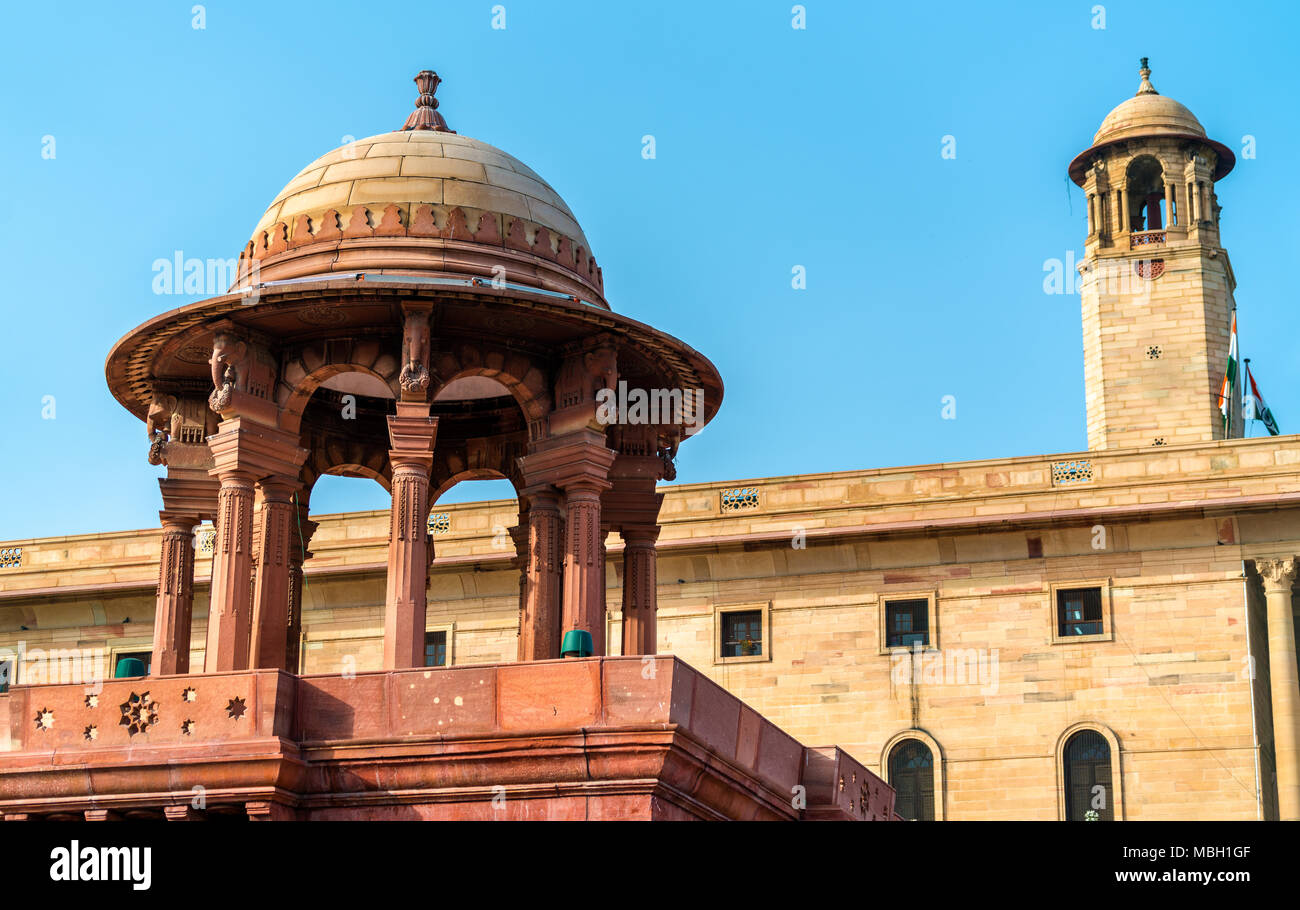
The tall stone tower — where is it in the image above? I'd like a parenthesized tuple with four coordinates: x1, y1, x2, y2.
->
(1069, 59, 1238, 450)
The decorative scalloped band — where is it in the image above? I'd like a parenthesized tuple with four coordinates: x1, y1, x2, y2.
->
(242, 203, 602, 291)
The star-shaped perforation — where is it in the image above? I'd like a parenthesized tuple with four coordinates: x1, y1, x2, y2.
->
(118, 692, 158, 736)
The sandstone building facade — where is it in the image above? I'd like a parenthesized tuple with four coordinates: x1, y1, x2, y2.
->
(0, 62, 1296, 821)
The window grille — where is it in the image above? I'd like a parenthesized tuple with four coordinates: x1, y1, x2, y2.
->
(720, 487, 760, 512)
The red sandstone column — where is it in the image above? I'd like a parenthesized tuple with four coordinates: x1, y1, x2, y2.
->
(562, 481, 608, 656)
(384, 403, 438, 668)
(152, 512, 199, 675)
(249, 477, 297, 669)
(620, 524, 661, 656)
(599, 522, 609, 633)
(519, 489, 563, 660)
(509, 520, 530, 659)
(1260, 557, 1300, 820)
(285, 506, 317, 674)
(205, 470, 256, 671)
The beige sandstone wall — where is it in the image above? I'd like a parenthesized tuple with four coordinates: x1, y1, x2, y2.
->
(2, 435, 1297, 819)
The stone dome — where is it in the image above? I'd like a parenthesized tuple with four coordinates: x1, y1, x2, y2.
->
(250, 129, 591, 256)
(1069, 59, 1234, 186)
(1092, 62, 1205, 145)
(236, 70, 605, 303)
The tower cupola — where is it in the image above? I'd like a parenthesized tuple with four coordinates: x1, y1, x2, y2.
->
(1069, 60, 1240, 450)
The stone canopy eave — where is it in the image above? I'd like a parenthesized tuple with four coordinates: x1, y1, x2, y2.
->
(1068, 132, 1236, 186)
(104, 274, 725, 429)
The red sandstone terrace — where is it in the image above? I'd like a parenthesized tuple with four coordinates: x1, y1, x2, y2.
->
(0, 657, 892, 821)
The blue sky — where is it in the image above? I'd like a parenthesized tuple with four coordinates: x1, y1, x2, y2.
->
(2, 0, 1297, 540)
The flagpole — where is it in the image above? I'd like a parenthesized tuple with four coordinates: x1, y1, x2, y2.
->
(1227, 305, 1237, 441)
(1243, 358, 1253, 438)
(1222, 308, 1232, 439)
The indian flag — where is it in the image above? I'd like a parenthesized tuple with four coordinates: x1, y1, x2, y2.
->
(1243, 363, 1280, 436)
(1217, 311, 1238, 434)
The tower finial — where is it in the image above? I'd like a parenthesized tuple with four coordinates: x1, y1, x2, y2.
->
(1137, 57, 1158, 96)
(402, 69, 454, 133)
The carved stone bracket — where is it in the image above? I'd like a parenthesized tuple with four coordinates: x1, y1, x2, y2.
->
(206, 327, 280, 426)
(551, 335, 618, 436)
(398, 302, 433, 402)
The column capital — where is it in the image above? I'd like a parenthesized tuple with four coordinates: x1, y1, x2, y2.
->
(387, 403, 438, 470)
(256, 475, 299, 500)
(508, 522, 529, 556)
(621, 523, 661, 547)
(159, 470, 220, 521)
(1258, 557, 1299, 594)
(521, 430, 616, 492)
(207, 418, 308, 481)
(159, 512, 201, 533)
(522, 484, 562, 511)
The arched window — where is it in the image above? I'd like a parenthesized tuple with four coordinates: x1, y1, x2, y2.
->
(1064, 730, 1113, 821)
(1125, 155, 1166, 232)
(888, 739, 935, 821)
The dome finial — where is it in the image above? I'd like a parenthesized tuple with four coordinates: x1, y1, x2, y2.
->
(402, 69, 454, 133)
(1137, 57, 1158, 96)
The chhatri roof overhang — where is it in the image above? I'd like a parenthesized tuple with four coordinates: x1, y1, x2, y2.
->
(1068, 58, 1235, 186)
(105, 274, 724, 426)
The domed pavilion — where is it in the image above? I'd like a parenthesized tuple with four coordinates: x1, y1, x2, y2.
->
(106, 69, 724, 678)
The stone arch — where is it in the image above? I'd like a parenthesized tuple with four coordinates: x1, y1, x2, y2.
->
(430, 436, 528, 505)
(300, 430, 393, 496)
(430, 467, 521, 507)
(429, 341, 551, 422)
(1055, 721, 1124, 821)
(277, 338, 401, 434)
(880, 728, 946, 821)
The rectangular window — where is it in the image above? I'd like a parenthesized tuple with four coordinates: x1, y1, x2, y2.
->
(885, 599, 930, 648)
(720, 610, 763, 658)
(114, 651, 152, 677)
(424, 631, 447, 667)
(1057, 587, 1104, 637)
